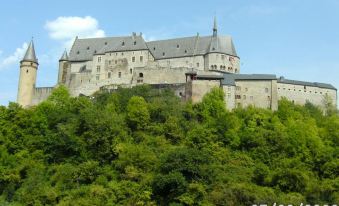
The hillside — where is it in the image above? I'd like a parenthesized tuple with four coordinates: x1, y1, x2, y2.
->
(0, 85, 338, 206)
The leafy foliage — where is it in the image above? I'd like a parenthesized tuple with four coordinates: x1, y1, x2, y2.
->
(0, 86, 338, 205)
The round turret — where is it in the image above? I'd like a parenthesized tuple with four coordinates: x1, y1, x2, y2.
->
(17, 40, 38, 107)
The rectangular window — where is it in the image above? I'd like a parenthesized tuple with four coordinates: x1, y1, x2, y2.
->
(235, 95, 241, 99)
(98, 56, 101, 62)
(115, 60, 118, 64)
(265, 88, 269, 93)
(236, 86, 241, 91)
(140, 56, 143, 62)
(243, 95, 246, 100)
(96, 75, 99, 80)
(245, 88, 248, 92)
(132, 57, 135, 62)
(228, 87, 231, 91)
(96, 66, 100, 73)
(118, 72, 121, 78)
(108, 72, 111, 78)
(196, 63, 199, 67)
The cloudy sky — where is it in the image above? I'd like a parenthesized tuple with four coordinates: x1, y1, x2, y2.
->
(0, 0, 338, 106)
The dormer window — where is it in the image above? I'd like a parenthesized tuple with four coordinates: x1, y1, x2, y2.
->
(134, 41, 136, 45)
(184, 50, 187, 53)
(153, 47, 156, 50)
(87, 46, 90, 50)
(162, 52, 165, 56)
(122, 41, 125, 46)
(104, 42, 107, 45)
(77, 51, 80, 54)
(177, 44, 179, 48)
(212, 47, 215, 51)
(94, 50, 97, 54)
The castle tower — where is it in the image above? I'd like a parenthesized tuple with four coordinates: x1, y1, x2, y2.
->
(58, 50, 69, 84)
(17, 40, 38, 107)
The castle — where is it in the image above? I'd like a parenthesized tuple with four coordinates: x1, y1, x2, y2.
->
(17, 18, 337, 110)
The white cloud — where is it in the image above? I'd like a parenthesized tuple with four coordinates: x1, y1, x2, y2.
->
(0, 43, 28, 70)
(45, 16, 105, 49)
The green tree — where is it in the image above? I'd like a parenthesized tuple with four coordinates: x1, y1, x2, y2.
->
(127, 96, 150, 130)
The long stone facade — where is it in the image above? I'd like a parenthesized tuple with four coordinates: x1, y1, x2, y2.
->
(17, 19, 337, 110)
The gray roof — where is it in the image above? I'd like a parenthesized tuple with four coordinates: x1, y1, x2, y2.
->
(59, 50, 68, 61)
(147, 35, 238, 60)
(278, 77, 336, 90)
(22, 40, 38, 63)
(69, 34, 238, 61)
(222, 73, 277, 86)
(69, 35, 148, 61)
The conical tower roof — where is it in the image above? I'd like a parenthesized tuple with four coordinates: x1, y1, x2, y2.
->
(59, 50, 69, 61)
(22, 40, 38, 63)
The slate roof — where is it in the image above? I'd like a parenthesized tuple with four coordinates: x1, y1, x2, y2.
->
(221, 73, 277, 86)
(278, 77, 336, 90)
(22, 40, 38, 63)
(69, 34, 238, 61)
(69, 35, 148, 61)
(147, 35, 238, 60)
(59, 50, 68, 61)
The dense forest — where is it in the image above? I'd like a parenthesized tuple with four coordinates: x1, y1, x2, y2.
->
(0, 85, 338, 206)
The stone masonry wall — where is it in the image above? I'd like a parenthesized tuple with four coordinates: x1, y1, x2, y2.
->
(277, 83, 337, 108)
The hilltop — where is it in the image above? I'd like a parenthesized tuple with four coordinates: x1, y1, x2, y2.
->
(0, 85, 338, 205)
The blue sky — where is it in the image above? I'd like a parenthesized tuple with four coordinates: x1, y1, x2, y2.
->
(0, 0, 338, 106)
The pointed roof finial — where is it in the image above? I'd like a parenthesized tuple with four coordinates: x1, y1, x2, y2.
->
(22, 39, 38, 63)
(213, 16, 218, 37)
(59, 49, 69, 61)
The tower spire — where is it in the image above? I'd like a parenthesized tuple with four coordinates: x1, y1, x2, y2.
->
(213, 16, 217, 37)
(59, 49, 69, 61)
(22, 40, 38, 63)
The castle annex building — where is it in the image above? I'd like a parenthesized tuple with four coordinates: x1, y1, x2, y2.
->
(17, 18, 337, 110)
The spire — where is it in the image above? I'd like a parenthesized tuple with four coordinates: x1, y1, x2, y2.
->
(22, 39, 38, 63)
(59, 49, 68, 61)
(213, 16, 217, 37)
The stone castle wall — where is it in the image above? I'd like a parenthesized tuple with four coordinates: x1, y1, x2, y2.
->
(277, 82, 337, 108)
(31, 87, 54, 105)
